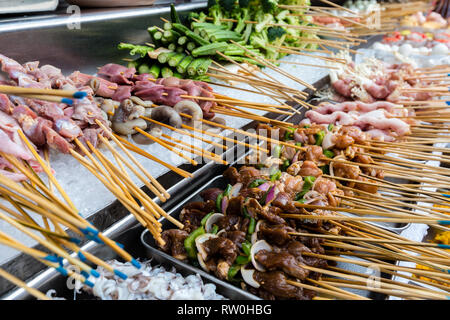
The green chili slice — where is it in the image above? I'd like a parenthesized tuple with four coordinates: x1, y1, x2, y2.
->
(270, 170, 282, 182)
(323, 150, 335, 158)
(235, 255, 251, 265)
(201, 212, 214, 226)
(227, 264, 240, 281)
(315, 130, 325, 146)
(184, 226, 205, 260)
(273, 145, 282, 158)
(248, 217, 256, 235)
(242, 241, 252, 256)
(216, 193, 224, 212)
(248, 179, 267, 188)
(295, 176, 316, 201)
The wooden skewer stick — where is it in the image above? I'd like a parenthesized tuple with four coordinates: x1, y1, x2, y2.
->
(140, 116, 269, 154)
(155, 131, 227, 165)
(69, 149, 164, 241)
(0, 267, 51, 300)
(211, 54, 309, 109)
(140, 115, 226, 150)
(0, 84, 86, 99)
(285, 280, 361, 300)
(270, 45, 348, 64)
(230, 40, 316, 91)
(179, 112, 305, 151)
(160, 132, 224, 161)
(308, 6, 372, 29)
(299, 261, 449, 299)
(282, 213, 448, 225)
(318, 0, 361, 15)
(306, 278, 370, 300)
(14, 93, 74, 105)
(267, 58, 339, 69)
(134, 128, 198, 166)
(288, 232, 450, 249)
(330, 220, 450, 263)
(95, 120, 170, 201)
(113, 135, 192, 178)
(92, 141, 181, 230)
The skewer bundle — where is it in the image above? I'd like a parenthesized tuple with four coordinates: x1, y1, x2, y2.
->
(0, 133, 150, 298)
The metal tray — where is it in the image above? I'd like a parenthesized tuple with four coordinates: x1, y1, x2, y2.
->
(141, 174, 397, 300)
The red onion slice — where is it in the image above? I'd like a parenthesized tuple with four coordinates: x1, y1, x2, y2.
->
(265, 186, 276, 205)
(221, 196, 229, 214)
(230, 183, 242, 198)
(257, 182, 270, 192)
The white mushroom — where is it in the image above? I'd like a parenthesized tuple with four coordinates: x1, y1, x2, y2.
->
(151, 106, 182, 128)
(174, 100, 203, 128)
(130, 96, 154, 108)
(112, 118, 147, 135)
(131, 132, 154, 145)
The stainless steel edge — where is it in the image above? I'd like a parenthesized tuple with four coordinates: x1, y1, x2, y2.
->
(141, 230, 261, 300)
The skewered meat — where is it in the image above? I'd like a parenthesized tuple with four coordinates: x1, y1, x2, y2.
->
(253, 271, 307, 300)
(225, 196, 244, 216)
(246, 198, 286, 225)
(278, 173, 304, 195)
(305, 146, 324, 163)
(313, 177, 338, 195)
(332, 161, 361, 180)
(0, 55, 109, 154)
(203, 237, 237, 266)
(223, 166, 240, 185)
(200, 188, 223, 202)
(217, 214, 244, 232)
(255, 250, 310, 280)
(298, 161, 322, 178)
(97, 63, 135, 85)
(179, 200, 215, 233)
(258, 223, 295, 246)
(221, 231, 246, 248)
(160, 229, 189, 261)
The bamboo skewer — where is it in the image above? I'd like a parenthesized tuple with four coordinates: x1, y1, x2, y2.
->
(289, 232, 450, 249)
(114, 135, 192, 178)
(179, 112, 305, 152)
(300, 261, 449, 299)
(285, 280, 362, 300)
(138, 116, 226, 150)
(0, 268, 51, 300)
(306, 278, 370, 300)
(95, 120, 170, 200)
(230, 40, 316, 91)
(140, 115, 268, 153)
(134, 128, 199, 166)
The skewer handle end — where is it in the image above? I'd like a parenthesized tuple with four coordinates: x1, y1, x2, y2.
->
(114, 269, 128, 280)
(90, 269, 100, 278)
(73, 91, 88, 99)
(131, 258, 141, 269)
(61, 98, 74, 105)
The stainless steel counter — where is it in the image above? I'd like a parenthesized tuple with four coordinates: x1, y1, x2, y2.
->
(0, 1, 206, 74)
